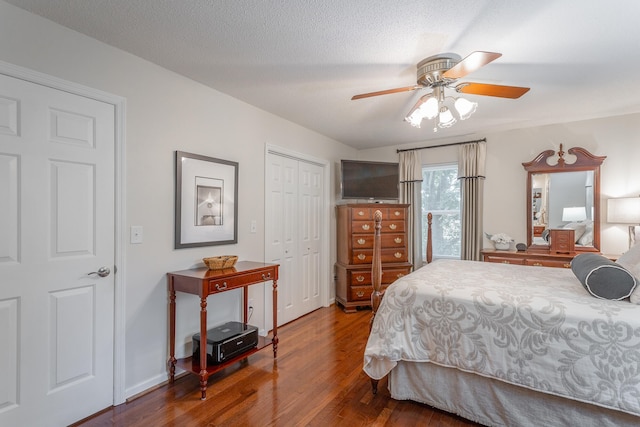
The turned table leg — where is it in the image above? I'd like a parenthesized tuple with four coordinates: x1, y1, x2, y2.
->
(272, 278, 278, 357)
(168, 278, 177, 382)
(199, 296, 208, 400)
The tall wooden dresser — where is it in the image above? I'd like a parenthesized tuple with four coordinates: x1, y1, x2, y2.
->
(335, 203, 412, 313)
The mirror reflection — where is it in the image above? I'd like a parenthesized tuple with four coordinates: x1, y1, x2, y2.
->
(523, 145, 605, 253)
(530, 171, 595, 247)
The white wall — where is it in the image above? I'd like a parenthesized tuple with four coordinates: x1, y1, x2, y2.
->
(3, 0, 640, 403)
(0, 1, 356, 398)
(360, 114, 640, 257)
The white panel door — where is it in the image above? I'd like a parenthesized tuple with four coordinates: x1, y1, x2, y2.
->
(266, 152, 324, 326)
(0, 73, 115, 427)
(266, 154, 299, 325)
(298, 162, 323, 316)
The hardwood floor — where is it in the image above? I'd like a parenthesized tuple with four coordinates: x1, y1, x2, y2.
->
(74, 305, 479, 427)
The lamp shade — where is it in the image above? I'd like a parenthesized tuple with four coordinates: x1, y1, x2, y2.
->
(562, 206, 587, 222)
(608, 197, 640, 224)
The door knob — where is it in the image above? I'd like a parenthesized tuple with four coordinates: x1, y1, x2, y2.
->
(88, 267, 111, 278)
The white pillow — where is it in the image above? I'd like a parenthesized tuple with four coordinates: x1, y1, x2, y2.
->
(578, 231, 593, 246)
(617, 244, 640, 303)
(564, 222, 587, 242)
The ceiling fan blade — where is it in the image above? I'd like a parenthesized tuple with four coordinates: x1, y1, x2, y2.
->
(351, 85, 420, 100)
(455, 82, 530, 99)
(443, 51, 502, 80)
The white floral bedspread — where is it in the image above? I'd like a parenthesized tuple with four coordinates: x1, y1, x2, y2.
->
(363, 259, 640, 416)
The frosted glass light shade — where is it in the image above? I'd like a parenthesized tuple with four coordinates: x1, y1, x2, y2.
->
(454, 97, 478, 120)
(420, 96, 439, 119)
(438, 107, 456, 128)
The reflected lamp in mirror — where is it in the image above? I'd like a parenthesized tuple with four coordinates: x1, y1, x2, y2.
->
(562, 206, 587, 222)
(607, 197, 640, 248)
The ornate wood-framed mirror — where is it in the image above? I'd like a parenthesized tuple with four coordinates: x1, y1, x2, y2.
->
(523, 145, 606, 252)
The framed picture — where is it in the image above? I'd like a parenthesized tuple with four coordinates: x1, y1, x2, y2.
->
(175, 151, 238, 248)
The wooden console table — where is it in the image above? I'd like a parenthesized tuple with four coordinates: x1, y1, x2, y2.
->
(167, 261, 279, 400)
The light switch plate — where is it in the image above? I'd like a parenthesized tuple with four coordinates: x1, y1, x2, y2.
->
(130, 225, 143, 244)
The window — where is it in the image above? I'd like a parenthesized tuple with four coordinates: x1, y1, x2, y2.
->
(421, 164, 461, 259)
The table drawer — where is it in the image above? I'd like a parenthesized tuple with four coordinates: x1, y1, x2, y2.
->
(208, 270, 275, 294)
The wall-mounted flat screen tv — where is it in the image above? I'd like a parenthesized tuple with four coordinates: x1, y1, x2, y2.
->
(340, 160, 399, 200)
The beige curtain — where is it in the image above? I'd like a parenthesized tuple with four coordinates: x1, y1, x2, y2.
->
(399, 150, 423, 268)
(458, 141, 486, 260)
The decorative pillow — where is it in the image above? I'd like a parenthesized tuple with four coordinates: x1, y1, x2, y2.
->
(617, 244, 640, 303)
(571, 253, 637, 300)
(563, 221, 587, 243)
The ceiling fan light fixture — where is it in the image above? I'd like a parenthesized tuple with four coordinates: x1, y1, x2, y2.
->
(438, 106, 456, 128)
(419, 96, 439, 120)
(404, 112, 422, 128)
(454, 97, 478, 120)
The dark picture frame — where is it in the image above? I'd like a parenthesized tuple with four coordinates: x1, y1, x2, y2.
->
(175, 151, 238, 248)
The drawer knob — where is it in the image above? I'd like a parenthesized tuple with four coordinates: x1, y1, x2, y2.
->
(394, 237, 402, 244)
(356, 291, 365, 298)
(262, 272, 271, 280)
(215, 282, 228, 291)
(356, 275, 365, 282)
(357, 238, 366, 245)
(563, 263, 571, 268)
(361, 224, 370, 231)
(394, 252, 402, 258)
(389, 224, 397, 230)
(393, 211, 401, 216)
(532, 262, 542, 267)
(397, 273, 404, 278)
(357, 254, 366, 260)
(357, 210, 365, 216)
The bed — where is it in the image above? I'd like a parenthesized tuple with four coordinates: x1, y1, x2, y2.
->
(363, 211, 640, 426)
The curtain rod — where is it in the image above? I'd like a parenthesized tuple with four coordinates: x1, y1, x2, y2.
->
(396, 137, 487, 153)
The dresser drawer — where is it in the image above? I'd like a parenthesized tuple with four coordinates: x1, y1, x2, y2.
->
(351, 248, 408, 264)
(525, 259, 572, 268)
(350, 285, 373, 301)
(351, 233, 407, 250)
(483, 255, 526, 265)
(349, 206, 406, 221)
(347, 266, 412, 286)
(351, 219, 405, 234)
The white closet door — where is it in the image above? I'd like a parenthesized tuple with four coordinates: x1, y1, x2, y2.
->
(266, 152, 324, 326)
(0, 73, 115, 426)
(298, 161, 323, 316)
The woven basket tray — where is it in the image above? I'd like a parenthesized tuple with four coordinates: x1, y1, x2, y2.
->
(203, 255, 238, 270)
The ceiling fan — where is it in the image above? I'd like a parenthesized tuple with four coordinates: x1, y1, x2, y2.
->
(351, 51, 530, 130)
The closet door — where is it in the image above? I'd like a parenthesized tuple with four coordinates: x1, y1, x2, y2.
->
(266, 152, 324, 326)
(298, 161, 322, 317)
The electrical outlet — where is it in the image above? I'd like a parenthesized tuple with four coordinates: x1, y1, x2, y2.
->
(250, 220, 257, 233)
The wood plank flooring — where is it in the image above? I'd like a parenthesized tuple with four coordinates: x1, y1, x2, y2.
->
(73, 305, 479, 426)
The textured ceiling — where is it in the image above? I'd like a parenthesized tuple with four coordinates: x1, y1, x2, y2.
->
(6, 0, 640, 149)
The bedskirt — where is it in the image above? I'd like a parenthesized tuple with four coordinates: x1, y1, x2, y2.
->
(389, 361, 640, 427)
